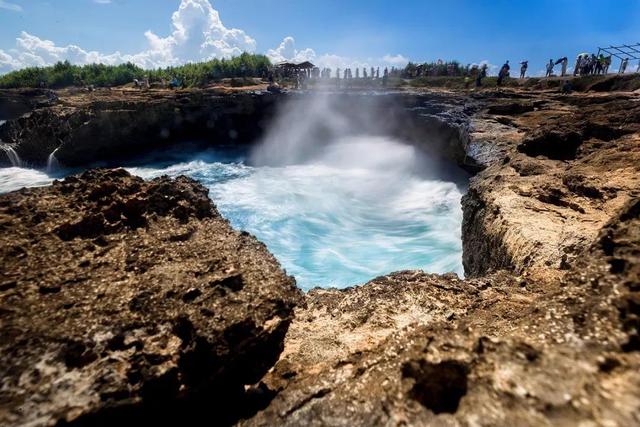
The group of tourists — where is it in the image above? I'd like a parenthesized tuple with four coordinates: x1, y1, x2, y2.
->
(283, 50, 639, 92)
(314, 66, 388, 80)
(572, 54, 614, 76)
(493, 53, 636, 85)
(543, 53, 634, 77)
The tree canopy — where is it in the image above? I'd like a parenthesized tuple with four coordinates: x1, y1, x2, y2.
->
(0, 53, 272, 89)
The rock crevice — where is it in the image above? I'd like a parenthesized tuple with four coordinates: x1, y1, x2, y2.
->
(1, 86, 639, 426)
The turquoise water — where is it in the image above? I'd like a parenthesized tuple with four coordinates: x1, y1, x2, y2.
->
(0, 144, 463, 289)
(128, 137, 465, 290)
(0, 136, 465, 291)
(1, 93, 465, 289)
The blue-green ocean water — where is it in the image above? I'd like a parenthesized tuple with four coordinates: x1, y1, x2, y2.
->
(0, 136, 464, 290)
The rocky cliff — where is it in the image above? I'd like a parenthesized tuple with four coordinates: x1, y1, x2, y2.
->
(0, 88, 473, 171)
(0, 88, 281, 167)
(0, 82, 639, 426)
(0, 169, 302, 426)
(242, 88, 640, 426)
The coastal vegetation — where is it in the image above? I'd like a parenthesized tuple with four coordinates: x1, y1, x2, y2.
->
(0, 53, 271, 89)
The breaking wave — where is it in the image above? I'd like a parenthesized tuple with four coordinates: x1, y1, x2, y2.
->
(128, 137, 464, 290)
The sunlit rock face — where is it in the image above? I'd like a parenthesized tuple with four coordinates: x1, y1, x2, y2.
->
(0, 169, 301, 427)
(241, 86, 640, 427)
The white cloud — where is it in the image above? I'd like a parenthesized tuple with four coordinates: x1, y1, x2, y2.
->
(0, 0, 257, 73)
(0, 0, 412, 75)
(0, 31, 126, 73)
(0, 50, 20, 72)
(0, 0, 22, 12)
(94, 0, 112, 4)
(266, 37, 316, 64)
(382, 54, 408, 66)
(149, 0, 257, 63)
(266, 36, 408, 72)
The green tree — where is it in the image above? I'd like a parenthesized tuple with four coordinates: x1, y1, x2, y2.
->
(0, 53, 273, 89)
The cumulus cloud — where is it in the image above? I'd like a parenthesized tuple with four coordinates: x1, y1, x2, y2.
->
(0, 0, 22, 12)
(266, 36, 408, 71)
(0, 31, 126, 73)
(266, 37, 316, 64)
(0, 0, 412, 75)
(0, 0, 257, 73)
(382, 54, 409, 66)
(149, 0, 256, 63)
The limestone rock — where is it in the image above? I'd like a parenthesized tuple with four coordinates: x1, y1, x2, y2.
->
(0, 169, 302, 426)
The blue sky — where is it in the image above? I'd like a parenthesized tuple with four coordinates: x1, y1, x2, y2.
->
(1, 0, 639, 75)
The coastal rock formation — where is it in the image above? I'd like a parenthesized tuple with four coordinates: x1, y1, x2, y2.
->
(242, 87, 640, 426)
(0, 169, 301, 426)
(242, 200, 640, 426)
(0, 89, 281, 167)
(462, 91, 640, 276)
(0, 88, 53, 120)
(0, 78, 639, 426)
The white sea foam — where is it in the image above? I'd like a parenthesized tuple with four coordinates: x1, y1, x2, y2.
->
(0, 167, 54, 193)
(127, 134, 464, 290)
(1, 94, 466, 290)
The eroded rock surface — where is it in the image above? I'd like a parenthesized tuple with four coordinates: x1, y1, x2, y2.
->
(463, 90, 640, 277)
(243, 201, 640, 427)
(242, 88, 640, 426)
(0, 169, 301, 426)
(0, 82, 639, 426)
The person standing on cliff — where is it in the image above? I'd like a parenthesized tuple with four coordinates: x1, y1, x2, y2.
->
(546, 59, 554, 77)
(520, 61, 528, 78)
(604, 55, 612, 74)
(619, 58, 629, 74)
(559, 57, 568, 77)
(574, 55, 583, 76)
(476, 64, 487, 87)
(497, 61, 510, 86)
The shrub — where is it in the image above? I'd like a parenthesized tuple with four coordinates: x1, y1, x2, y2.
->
(403, 61, 471, 78)
(0, 53, 272, 89)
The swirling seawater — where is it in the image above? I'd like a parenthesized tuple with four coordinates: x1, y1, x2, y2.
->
(0, 136, 464, 290)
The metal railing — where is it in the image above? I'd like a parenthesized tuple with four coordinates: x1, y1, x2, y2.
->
(597, 44, 640, 60)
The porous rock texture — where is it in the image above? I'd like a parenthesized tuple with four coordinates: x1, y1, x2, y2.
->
(0, 79, 639, 426)
(463, 91, 640, 277)
(0, 169, 301, 426)
(242, 87, 640, 426)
